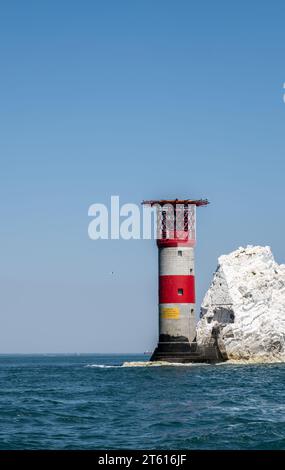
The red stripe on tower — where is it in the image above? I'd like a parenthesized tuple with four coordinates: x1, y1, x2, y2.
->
(159, 275, 195, 304)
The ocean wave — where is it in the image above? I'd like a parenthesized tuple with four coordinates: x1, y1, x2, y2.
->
(122, 361, 210, 367)
(85, 359, 285, 369)
(222, 357, 285, 365)
(84, 364, 121, 369)
(85, 361, 210, 368)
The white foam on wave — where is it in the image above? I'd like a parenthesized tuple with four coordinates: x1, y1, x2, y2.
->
(220, 357, 285, 365)
(122, 361, 209, 367)
(85, 364, 121, 369)
(86, 359, 283, 369)
(85, 361, 210, 368)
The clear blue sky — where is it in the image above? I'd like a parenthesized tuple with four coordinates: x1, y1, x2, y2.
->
(0, 1, 285, 353)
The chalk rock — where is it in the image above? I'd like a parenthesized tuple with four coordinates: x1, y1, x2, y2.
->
(197, 246, 285, 361)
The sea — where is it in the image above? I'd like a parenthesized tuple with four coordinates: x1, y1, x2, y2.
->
(0, 354, 284, 450)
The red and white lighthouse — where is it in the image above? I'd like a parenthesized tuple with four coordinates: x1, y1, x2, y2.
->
(142, 198, 212, 363)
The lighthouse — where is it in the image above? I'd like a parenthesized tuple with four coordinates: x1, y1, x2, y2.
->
(142, 198, 222, 363)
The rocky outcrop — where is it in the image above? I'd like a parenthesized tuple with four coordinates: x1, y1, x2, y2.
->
(197, 246, 285, 361)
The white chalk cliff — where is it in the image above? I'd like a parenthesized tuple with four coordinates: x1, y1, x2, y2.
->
(197, 246, 285, 361)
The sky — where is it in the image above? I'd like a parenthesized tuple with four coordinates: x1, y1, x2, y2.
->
(0, 0, 285, 353)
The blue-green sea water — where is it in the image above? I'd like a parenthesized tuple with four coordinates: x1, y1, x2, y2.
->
(0, 354, 284, 450)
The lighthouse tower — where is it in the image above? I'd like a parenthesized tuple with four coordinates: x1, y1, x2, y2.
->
(142, 198, 215, 363)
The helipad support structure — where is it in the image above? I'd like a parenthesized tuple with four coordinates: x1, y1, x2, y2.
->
(142, 198, 222, 363)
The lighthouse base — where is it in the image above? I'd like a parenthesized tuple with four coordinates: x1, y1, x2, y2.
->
(150, 336, 224, 363)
